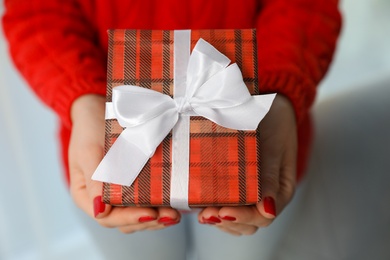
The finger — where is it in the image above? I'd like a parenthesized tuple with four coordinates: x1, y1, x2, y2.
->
(96, 206, 159, 228)
(257, 95, 296, 219)
(259, 134, 282, 219)
(69, 167, 112, 219)
(258, 148, 281, 219)
(69, 95, 112, 219)
(215, 212, 259, 236)
(69, 141, 112, 219)
(218, 206, 271, 228)
(69, 166, 91, 213)
(271, 116, 297, 216)
(198, 207, 222, 224)
(275, 142, 297, 214)
(80, 141, 110, 218)
(156, 207, 181, 226)
(258, 144, 297, 219)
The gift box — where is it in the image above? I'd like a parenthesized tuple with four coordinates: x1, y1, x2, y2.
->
(93, 29, 275, 209)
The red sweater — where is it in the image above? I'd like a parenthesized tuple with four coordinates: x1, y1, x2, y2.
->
(2, 0, 341, 183)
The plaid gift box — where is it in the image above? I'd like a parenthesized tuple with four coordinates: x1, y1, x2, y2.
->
(102, 29, 263, 207)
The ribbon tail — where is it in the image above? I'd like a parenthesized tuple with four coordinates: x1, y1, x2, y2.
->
(92, 107, 178, 186)
(91, 129, 152, 186)
(252, 93, 277, 123)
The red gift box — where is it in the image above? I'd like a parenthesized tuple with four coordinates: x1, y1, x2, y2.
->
(100, 29, 266, 208)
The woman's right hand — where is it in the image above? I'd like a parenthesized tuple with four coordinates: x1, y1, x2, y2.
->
(68, 94, 181, 233)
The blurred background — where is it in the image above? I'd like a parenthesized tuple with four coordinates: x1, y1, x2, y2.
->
(0, 0, 389, 259)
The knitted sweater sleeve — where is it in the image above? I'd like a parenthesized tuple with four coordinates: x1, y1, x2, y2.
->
(2, 0, 107, 128)
(257, 0, 342, 123)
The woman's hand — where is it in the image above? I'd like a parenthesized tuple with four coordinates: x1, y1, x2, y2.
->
(198, 95, 297, 236)
(68, 94, 181, 233)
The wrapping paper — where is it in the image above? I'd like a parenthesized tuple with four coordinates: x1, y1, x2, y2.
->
(103, 29, 263, 207)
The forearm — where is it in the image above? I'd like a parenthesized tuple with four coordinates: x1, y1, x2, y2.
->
(256, 0, 342, 123)
(2, 0, 107, 128)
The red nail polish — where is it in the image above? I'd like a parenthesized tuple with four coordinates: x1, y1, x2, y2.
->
(220, 215, 236, 221)
(263, 196, 276, 217)
(93, 196, 105, 217)
(138, 216, 156, 223)
(158, 217, 175, 224)
(203, 216, 221, 224)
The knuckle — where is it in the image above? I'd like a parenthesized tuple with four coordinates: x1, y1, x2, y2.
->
(242, 227, 258, 236)
(279, 176, 296, 202)
(283, 181, 296, 200)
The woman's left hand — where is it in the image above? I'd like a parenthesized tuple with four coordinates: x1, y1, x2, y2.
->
(198, 95, 298, 236)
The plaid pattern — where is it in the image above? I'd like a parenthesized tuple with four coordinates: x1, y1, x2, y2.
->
(103, 29, 261, 207)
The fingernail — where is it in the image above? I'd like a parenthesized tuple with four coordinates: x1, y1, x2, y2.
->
(202, 216, 221, 224)
(93, 196, 105, 217)
(158, 217, 175, 224)
(220, 215, 236, 221)
(263, 196, 276, 217)
(138, 216, 156, 223)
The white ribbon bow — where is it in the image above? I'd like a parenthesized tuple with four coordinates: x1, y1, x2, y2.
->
(92, 34, 275, 209)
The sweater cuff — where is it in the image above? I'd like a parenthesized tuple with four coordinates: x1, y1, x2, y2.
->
(52, 78, 106, 129)
(259, 71, 316, 125)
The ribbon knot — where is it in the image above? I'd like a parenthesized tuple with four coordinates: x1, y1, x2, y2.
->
(175, 97, 193, 114)
(92, 31, 276, 210)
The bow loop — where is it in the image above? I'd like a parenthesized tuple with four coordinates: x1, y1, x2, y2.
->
(185, 38, 231, 98)
(113, 85, 175, 128)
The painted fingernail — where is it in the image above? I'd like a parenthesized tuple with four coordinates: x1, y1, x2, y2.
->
(93, 196, 106, 218)
(158, 217, 175, 224)
(202, 216, 221, 224)
(263, 196, 276, 217)
(220, 215, 236, 221)
(138, 216, 157, 223)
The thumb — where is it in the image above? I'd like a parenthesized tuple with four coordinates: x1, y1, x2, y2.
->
(82, 145, 112, 219)
(256, 95, 297, 220)
(256, 116, 281, 219)
(69, 94, 111, 219)
(69, 163, 112, 219)
(89, 179, 112, 219)
(257, 162, 279, 219)
(68, 132, 112, 219)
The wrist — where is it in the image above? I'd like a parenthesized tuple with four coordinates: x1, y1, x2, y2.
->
(71, 94, 105, 124)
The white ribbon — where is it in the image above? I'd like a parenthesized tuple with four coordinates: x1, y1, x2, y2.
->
(171, 30, 191, 209)
(92, 30, 276, 209)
